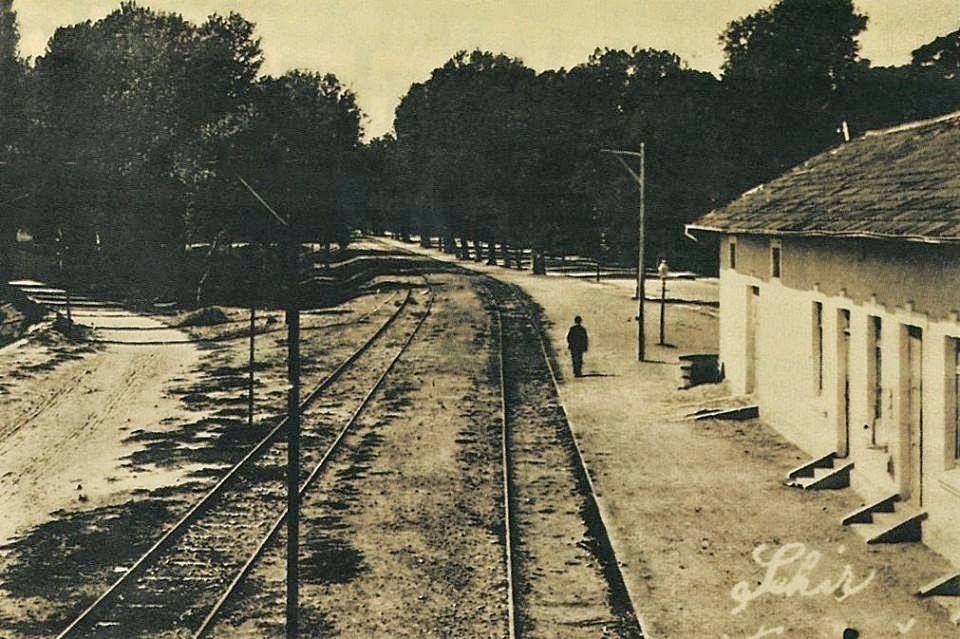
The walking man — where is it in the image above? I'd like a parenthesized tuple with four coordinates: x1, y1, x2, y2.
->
(566, 316, 588, 378)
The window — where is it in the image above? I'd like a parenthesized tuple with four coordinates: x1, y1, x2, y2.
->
(813, 302, 823, 394)
(729, 240, 737, 269)
(771, 244, 782, 278)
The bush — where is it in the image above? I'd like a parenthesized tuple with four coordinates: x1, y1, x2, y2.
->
(177, 306, 231, 327)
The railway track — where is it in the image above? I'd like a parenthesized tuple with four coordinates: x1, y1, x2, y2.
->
(55, 283, 433, 639)
(489, 278, 644, 639)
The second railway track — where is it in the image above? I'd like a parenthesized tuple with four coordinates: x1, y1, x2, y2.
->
(55, 283, 433, 639)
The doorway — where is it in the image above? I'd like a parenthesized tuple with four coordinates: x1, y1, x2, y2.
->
(903, 325, 924, 503)
(745, 286, 759, 394)
(839, 309, 851, 456)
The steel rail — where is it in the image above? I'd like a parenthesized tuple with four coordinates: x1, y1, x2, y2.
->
(495, 309, 520, 639)
(193, 282, 434, 638)
(488, 278, 644, 638)
(524, 290, 646, 637)
(55, 287, 415, 639)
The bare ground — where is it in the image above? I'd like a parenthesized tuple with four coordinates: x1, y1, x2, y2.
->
(386, 238, 960, 639)
(211, 274, 509, 638)
(0, 287, 404, 638)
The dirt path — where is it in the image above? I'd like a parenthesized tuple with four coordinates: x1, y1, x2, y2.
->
(0, 286, 412, 638)
(0, 310, 202, 545)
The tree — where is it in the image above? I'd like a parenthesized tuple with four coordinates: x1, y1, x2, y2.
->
(394, 50, 536, 260)
(720, 0, 868, 183)
(912, 28, 960, 78)
(0, 0, 26, 272)
(224, 71, 363, 247)
(26, 3, 263, 298)
(566, 47, 729, 268)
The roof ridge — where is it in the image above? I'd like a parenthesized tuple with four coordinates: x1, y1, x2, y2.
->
(864, 109, 960, 137)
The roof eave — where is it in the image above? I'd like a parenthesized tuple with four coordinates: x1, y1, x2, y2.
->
(683, 224, 960, 246)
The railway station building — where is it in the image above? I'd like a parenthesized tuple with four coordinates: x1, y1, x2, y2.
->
(687, 111, 960, 564)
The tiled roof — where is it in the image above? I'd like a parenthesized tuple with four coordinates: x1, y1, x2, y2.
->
(687, 111, 960, 243)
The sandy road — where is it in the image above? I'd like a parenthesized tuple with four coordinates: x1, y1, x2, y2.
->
(0, 309, 202, 545)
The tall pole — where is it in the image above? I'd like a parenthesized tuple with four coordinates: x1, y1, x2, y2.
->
(248, 245, 261, 428)
(601, 146, 647, 361)
(237, 176, 299, 638)
(57, 228, 73, 334)
(637, 143, 645, 361)
(248, 298, 256, 426)
(659, 277, 667, 346)
(285, 238, 301, 639)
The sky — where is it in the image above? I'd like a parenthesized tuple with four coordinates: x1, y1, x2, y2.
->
(13, 1, 960, 139)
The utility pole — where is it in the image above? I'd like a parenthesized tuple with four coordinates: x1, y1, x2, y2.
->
(284, 238, 301, 639)
(248, 301, 255, 426)
(238, 177, 300, 638)
(658, 258, 669, 346)
(247, 248, 258, 427)
(601, 145, 646, 361)
(56, 227, 73, 334)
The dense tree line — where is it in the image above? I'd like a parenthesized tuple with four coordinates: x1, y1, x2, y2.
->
(361, 0, 960, 272)
(3, 0, 960, 296)
(0, 2, 361, 299)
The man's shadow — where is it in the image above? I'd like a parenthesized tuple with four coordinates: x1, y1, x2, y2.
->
(579, 372, 616, 378)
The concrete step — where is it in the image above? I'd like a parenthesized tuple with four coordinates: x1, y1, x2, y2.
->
(790, 461, 854, 490)
(841, 494, 901, 525)
(853, 509, 927, 544)
(919, 572, 960, 597)
(786, 451, 838, 483)
(691, 404, 758, 421)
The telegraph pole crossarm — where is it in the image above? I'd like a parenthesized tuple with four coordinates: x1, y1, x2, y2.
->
(600, 145, 646, 361)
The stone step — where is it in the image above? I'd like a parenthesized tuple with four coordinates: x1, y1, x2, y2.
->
(785, 451, 838, 482)
(788, 461, 853, 490)
(854, 509, 927, 544)
(919, 572, 960, 597)
(841, 494, 901, 525)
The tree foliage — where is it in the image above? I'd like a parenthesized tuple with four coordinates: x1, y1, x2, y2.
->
(5, 2, 363, 299)
(0, 0, 26, 266)
(720, 0, 868, 181)
(7, 0, 960, 293)
(371, 1, 960, 273)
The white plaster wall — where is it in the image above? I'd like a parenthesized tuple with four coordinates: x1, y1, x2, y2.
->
(718, 234, 960, 564)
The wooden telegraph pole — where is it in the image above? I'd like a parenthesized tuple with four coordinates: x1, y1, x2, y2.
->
(56, 227, 73, 334)
(237, 177, 301, 639)
(600, 145, 646, 361)
(284, 239, 301, 639)
(247, 248, 258, 427)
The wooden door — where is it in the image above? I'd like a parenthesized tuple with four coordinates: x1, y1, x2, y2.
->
(839, 310, 851, 455)
(906, 326, 923, 503)
(745, 286, 759, 394)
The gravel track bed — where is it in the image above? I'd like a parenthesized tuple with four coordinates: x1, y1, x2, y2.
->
(210, 275, 507, 638)
(485, 278, 643, 639)
(63, 289, 429, 638)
